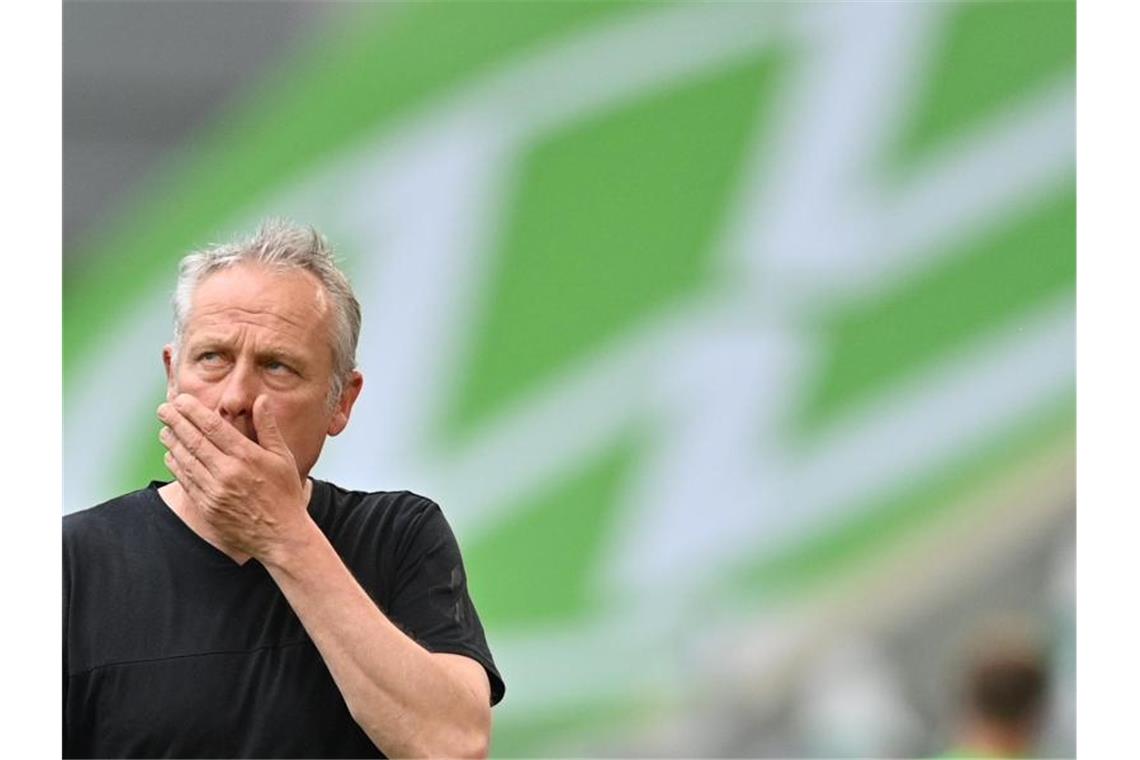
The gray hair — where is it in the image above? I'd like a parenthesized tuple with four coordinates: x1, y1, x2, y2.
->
(171, 219, 362, 407)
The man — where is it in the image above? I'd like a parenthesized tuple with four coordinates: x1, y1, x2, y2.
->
(63, 220, 504, 758)
(941, 621, 1049, 759)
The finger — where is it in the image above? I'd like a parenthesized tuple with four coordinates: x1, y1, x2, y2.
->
(252, 395, 291, 458)
(157, 405, 227, 474)
(167, 394, 246, 455)
(161, 424, 220, 487)
(164, 450, 213, 517)
(163, 448, 202, 499)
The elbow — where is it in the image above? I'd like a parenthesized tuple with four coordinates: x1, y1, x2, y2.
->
(356, 704, 490, 759)
(411, 724, 490, 759)
(448, 735, 488, 760)
(443, 698, 490, 759)
(469, 730, 491, 759)
(454, 703, 491, 759)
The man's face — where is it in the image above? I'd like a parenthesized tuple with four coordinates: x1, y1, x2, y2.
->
(162, 262, 362, 479)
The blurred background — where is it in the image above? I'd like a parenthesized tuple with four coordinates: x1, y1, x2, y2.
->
(63, 1, 1075, 756)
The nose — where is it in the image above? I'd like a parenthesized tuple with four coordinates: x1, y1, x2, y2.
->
(216, 358, 260, 428)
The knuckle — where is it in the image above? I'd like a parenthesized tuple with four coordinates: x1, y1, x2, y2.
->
(201, 414, 224, 438)
(218, 462, 240, 484)
(188, 430, 206, 456)
(200, 480, 220, 503)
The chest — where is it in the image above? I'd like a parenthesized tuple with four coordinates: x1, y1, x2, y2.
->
(67, 641, 377, 757)
(65, 559, 380, 757)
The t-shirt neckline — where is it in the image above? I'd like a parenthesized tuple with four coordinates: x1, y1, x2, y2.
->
(143, 479, 323, 571)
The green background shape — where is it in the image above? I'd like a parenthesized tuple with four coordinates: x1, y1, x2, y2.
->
(446, 51, 787, 435)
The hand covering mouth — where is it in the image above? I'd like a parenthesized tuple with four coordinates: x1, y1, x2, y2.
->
(226, 419, 258, 446)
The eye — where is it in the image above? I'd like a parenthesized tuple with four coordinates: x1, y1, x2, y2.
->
(196, 351, 226, 366)
(265, 359, 294, 375)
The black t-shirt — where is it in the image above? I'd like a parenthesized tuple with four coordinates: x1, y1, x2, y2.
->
(63, 480, 504, 759)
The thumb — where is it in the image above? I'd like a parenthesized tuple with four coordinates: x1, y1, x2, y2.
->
(253, 395, 290, 457)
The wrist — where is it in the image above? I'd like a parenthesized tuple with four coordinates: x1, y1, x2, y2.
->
(260, 513, 325, 573)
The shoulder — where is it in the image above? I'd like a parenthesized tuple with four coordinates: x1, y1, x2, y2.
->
(63, 486, 161, 593)
(320, 480, 438, 513)
(314, 480, 453, 557)
(63, 486, 154, 546)
(317, 480, 442, 530)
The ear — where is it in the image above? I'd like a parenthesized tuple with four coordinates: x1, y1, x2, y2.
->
(327, 370, 364, 437)
(162, 345, 178, 402)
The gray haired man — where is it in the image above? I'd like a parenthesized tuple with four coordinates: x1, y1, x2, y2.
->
(63, 220, 504, 758)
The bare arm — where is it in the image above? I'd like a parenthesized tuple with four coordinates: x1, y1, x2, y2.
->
(262, 520, 491, 758)
(158, 393, 492, 758)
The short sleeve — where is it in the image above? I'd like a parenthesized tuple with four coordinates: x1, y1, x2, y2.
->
(386, 501, 505, 706)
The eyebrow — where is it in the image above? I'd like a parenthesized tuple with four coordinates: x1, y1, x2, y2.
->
(258, 348, 308, 368)
(186, 337, 309, 368)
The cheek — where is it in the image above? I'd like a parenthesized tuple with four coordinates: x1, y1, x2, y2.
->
(171, 372, 219, 405)
(282, 410, 333, 449)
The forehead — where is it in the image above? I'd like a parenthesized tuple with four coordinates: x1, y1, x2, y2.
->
(184, 263, 332, 351)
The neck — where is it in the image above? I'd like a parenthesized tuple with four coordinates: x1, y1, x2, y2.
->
(157, 479, 313, 565)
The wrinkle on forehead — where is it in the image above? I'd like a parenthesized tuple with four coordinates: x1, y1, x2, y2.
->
(184, 264, 335, 360)
(191, 304, 314, 332)
(195, 263, 326, 312)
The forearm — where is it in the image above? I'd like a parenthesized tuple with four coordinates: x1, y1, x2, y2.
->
(262, 520, 490, 758)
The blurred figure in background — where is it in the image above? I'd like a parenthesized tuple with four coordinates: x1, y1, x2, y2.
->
(793, 637, 924, 758)
(942, 621, 1049, 759)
